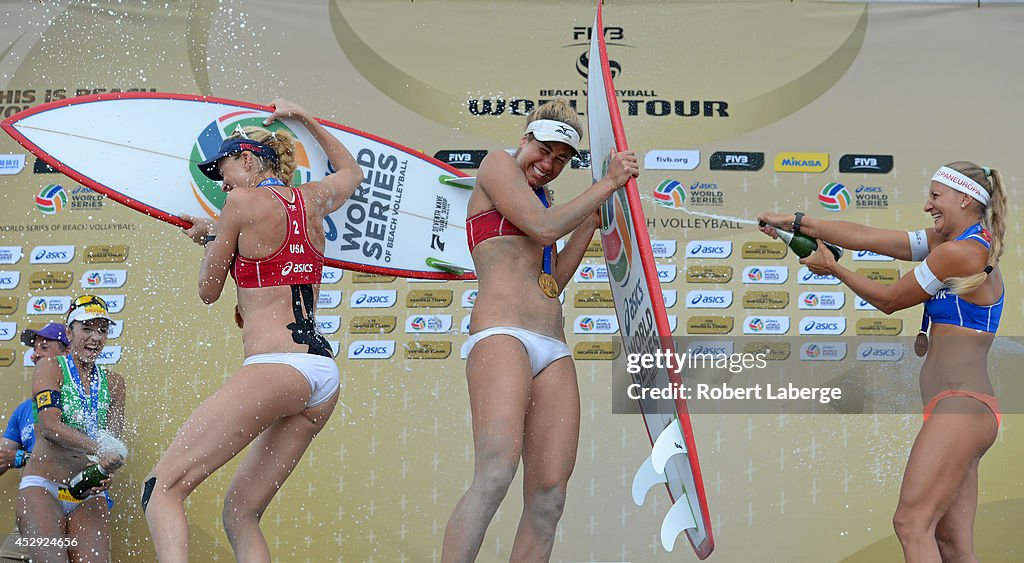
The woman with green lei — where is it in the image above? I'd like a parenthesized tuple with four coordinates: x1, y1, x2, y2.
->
(17, 295, 126, 563)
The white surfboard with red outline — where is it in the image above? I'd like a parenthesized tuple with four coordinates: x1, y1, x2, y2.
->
(588, 2, 714, 558)
(1, 93, 475, 279)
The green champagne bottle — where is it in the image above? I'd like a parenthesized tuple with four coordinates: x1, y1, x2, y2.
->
(68, 463, 108, 500)
(770, 225, 844, 261)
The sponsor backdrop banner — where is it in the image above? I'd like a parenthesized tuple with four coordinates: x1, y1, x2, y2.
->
(0, 2, 1021, 561)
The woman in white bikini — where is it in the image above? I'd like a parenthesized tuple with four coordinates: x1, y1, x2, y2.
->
(441, 99, 639, 562)
(142, 99, 362, 562)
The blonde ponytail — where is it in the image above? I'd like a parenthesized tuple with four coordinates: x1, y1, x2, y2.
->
(943, 161, 1005, 295)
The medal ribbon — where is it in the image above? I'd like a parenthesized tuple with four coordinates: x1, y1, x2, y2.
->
(65, 354, 100, 440)
(534, 187, 554, 276)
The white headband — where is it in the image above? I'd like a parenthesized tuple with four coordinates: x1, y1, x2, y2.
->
(932, 166, 989, 206)
(525, 119, 581, 156)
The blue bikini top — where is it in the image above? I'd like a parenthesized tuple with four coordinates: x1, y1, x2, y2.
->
(922, 223, 1003, 333)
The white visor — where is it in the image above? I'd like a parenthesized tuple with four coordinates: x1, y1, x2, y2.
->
(525, 119, 581, 156)
(931, 166, 989, 206)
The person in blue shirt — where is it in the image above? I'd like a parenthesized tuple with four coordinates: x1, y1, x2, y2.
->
(0, 322, 69, 561)
(0, 323, 69, 475)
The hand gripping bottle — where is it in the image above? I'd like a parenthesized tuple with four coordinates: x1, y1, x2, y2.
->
(68, 464, 108, 500)
(761, 221, 844, 261)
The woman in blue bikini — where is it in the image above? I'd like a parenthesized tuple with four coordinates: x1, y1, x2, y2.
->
(441, 99, 638, 561)
(759, 160, 1006, 562)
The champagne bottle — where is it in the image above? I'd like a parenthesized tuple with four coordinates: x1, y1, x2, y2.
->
(764, 223, 844, 261)
(68, 463, 108, 500)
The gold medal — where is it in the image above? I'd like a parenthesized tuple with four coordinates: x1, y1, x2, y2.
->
(538, 273, 559, 298)
(914, 331, 929, 357)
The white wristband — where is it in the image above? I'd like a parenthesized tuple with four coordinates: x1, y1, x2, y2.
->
(913, 259, 943, 295)
(908, 230, 929, 262)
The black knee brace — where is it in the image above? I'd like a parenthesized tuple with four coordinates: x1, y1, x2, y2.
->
(141, 477, 156, 513)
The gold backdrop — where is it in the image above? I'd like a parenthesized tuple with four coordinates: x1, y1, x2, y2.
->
(0, 1, 1021, 561)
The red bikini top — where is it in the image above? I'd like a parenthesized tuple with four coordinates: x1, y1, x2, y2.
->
(466, 208, 527, 252)
(466, 186, 552, 252)
(231, 184, 324, 288)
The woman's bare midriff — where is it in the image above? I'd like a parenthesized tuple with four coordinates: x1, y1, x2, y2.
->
(470, 235, 566, 341)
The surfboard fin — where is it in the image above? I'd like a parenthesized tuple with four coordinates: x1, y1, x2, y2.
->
(425, 257, 473, 275)
(651, 420, 686, 474)
(660, 492, 699, 552)
(439, 175, 476, 189)
(632, 454, 667, 506)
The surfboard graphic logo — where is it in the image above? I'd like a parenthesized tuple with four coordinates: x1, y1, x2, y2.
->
(600, 189, 634, 287)
(189, 111, 313, 217)
(35, 184, 68, 214)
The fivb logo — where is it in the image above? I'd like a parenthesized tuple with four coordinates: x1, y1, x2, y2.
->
(0, 322, 16, 341)
(30, 245, 74, 264)
(687, 340, 735, 356)
(686, 290, 733, 309)
(0, 271, 20, 290)
(686, 241, 732, 259)
(798, 267, 841, 285)
(662, 289, 678, 308)
(432, 150, 487, 169)
(80, 270, 127, 289)
(650, 240, 677, 258)
(97, 345, 122, 365)
(657, 265, 677, 282)
(574, 264, 609, 283)
(320, 267, 343, 284)
(347, 340, 396, 359)
(573, 315, 619, 334)
(317, 290, 343, 309)
(709, 151, 765, 171)
(838, 154, 893, 174)
(96, 294, 125, 313)
(315, 316, 341, 335)
(742, 266, 788, 284)
(0, 247, 23, 265)
(405, 315, 453, 334)
(27, 296, 71, 315)
(857, 342, 904, 361)
(350, 290, 397, 308)
(799, 316, 846, 335)
(800, 342, 847, 361)
(798, 292, 845, 310)
(743, 316, 790, 335)
(853, 250, 894, 262)
(461, 289, 478, 308)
